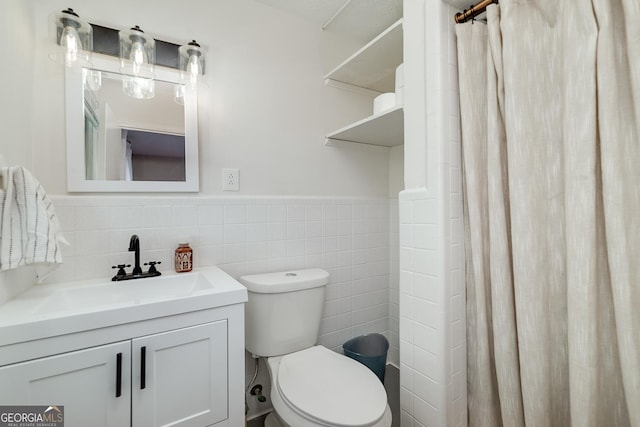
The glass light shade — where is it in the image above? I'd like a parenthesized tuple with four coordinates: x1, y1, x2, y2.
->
(119, 26, 155, 98)
(179, 40, 206, 85)
(122, 75, 155, 99)
(84, 68, 102, 91)
(174, 84, 186, 105)
(50, 8, 92, 67)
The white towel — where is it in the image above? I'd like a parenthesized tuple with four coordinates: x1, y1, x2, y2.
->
(0, 166, 68, 281)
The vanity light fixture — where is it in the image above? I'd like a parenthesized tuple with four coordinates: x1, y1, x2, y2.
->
(50, 8, 93, 68)
(178, 40, 206, 86)
(119, 25, 155, 99)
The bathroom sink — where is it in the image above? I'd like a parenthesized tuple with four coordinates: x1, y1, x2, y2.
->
(0, 266, 247, 347)
(35, 271, 215, 314)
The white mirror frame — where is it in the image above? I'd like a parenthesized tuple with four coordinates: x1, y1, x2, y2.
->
(65, 55, 199, 192)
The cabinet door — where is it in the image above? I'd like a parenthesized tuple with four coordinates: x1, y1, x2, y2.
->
(0, 341, 131, 427)
(132, 321, 228, 427)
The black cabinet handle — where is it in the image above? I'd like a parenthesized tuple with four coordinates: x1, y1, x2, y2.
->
(140, 346, 146, 390)
(115, 353, 122, 398)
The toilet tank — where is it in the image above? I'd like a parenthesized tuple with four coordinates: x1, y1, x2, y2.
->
(240, 269, 329, 357)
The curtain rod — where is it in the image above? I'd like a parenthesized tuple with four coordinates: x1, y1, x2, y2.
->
(454, 0, 498, 23)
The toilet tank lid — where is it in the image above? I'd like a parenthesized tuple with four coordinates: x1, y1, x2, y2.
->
(239, 269, 329, 293)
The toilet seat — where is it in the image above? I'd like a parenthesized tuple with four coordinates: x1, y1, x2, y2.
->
(268, 346, 389, 427)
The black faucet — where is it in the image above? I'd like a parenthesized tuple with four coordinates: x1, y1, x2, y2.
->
(111, 235, 162, 281)
(129, 235, 143, 275)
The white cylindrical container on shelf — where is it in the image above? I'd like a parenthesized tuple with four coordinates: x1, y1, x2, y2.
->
(373, 92, 396, 115)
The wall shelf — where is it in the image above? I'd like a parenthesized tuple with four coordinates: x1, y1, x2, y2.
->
(324, 18, 404, 147)
(325, 107, 403, 147)
(324, 18, 403, 93)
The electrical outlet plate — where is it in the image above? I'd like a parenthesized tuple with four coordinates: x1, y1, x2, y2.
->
(222, 168, 239, 191)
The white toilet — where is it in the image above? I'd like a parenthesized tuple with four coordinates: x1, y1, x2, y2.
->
(241, 269, 392, 427)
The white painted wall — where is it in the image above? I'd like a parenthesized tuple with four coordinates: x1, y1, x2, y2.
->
(29, 0, 392, 197)
(0, 0, 38, 304)
(0, 0, 35, 168)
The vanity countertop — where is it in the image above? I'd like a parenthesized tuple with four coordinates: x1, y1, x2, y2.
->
(0, 266, 247, 348)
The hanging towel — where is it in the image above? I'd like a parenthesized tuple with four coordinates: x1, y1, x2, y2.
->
(0, 166, 68, 281)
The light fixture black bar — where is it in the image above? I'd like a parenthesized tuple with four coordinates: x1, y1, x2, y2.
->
(89, 23, 180, 70)
(91, 24, 119, 57)
(155, 39, 180, 69)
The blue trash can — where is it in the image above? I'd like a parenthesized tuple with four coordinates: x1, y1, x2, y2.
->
(343, 333, 389, 383)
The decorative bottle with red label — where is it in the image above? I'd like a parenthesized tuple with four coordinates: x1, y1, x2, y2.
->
(175, 243, 193, 273)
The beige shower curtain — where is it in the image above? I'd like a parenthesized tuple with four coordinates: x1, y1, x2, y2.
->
(456, 1, 640, 426)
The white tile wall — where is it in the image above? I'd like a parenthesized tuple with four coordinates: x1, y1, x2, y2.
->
(400, 190, 445, 427)
(399, 1, 466, 426)
(389, 199, 400, 366)
(47, 196, 399, 365)
(445, 2, 467, 424)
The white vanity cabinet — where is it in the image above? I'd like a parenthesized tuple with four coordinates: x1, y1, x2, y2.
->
(132, 321, 228, 427)
(0, 319, 231, 427)
(0, 341, 132, 426)
(0, 267, 247, 427)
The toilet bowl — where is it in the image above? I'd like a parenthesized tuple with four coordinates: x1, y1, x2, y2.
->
(264, 346, 391, 427)
(241, 270, 392, 427)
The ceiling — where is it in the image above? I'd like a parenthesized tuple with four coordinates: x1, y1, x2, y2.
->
(251, 0, 403, 43)
(446, 0, 478, 10)
(251, 0, 470, 43)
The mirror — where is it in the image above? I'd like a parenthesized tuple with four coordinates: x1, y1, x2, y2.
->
(65, 56, 199, 192)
